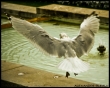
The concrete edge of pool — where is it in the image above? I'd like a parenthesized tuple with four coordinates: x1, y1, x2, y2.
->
(1, 17, 109, 30)
(1, 60, 107, 87)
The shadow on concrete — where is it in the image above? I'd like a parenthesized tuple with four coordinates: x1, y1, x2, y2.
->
(1, 80, 27, 87)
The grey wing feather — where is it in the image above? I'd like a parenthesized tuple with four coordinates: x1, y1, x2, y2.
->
(71, 15, 99, 57)
(72, 32, 94, 57)
(11, 16, 76, 58)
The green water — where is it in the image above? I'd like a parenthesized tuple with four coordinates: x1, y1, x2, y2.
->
(1, 20, 109, 86)
(1, 18, 11, 24)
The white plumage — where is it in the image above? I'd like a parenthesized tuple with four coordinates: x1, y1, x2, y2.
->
(57, 57, 89, 73)
(9, 15, 100, 75)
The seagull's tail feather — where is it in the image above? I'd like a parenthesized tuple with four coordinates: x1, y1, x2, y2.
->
(80, 15, 100, 33)
(57, 57, 89, 73)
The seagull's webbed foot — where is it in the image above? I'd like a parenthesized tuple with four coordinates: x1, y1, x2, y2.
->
(74, 73, 78, 76)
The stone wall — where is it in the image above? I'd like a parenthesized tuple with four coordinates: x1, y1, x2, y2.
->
(36, 8, 108, 24)
(1, 8, 37, 18)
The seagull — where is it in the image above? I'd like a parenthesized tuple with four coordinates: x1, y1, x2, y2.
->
(5, 13, 100, 77)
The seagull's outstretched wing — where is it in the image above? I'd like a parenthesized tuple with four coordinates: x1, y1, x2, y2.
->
(71, 15, 100, 57)
(11, 16, 75, 58)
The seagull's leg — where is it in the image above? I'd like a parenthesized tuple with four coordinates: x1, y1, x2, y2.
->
(65, 72, 70, 78)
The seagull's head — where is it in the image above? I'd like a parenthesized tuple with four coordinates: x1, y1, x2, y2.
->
(59, 33, 68, 39)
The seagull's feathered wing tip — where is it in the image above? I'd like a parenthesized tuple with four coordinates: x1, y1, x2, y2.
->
(80, 15, 100, 33)
(57, 56, 89, 73)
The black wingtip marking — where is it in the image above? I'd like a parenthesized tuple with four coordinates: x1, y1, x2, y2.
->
(4, 12, 11, 20)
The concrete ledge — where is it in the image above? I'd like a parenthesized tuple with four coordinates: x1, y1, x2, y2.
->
(1, 2, 37, 19)
(1, 60, 104, 87)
